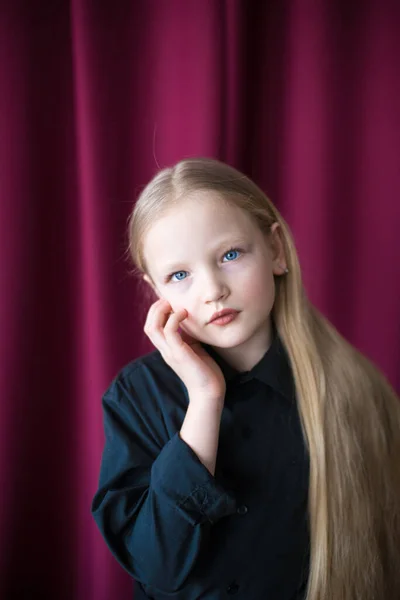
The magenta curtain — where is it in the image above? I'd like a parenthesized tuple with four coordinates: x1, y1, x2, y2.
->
(1, 1, 399, 599)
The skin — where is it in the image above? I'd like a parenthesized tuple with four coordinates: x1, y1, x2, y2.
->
(142, 191, 287, 381)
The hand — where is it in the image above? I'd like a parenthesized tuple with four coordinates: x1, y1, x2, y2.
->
(143, 299, 226, 403)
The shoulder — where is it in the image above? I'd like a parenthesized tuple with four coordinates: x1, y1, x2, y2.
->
(101, 351, 188, 447)
(103, 349, 185, 408)
(116, 348, 168, 383)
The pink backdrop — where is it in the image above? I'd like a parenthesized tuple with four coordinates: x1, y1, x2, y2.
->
(1, 1, 399, 599)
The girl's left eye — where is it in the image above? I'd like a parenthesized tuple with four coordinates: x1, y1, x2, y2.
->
(223, 248, 242, 262)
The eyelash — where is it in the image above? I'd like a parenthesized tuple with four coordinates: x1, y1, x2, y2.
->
(166, 247, 243, 283)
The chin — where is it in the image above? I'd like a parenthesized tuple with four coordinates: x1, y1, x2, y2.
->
(205, 329, 251, 349)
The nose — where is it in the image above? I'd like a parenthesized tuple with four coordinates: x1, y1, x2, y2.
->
(200, 269, 229, 304)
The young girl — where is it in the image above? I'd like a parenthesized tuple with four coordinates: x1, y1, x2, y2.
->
(92, 158, 400, 600)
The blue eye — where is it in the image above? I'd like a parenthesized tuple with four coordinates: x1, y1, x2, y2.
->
(223, 248, 241, 261)
(171, 271, 188, 282)
(167, 248, 242, 282)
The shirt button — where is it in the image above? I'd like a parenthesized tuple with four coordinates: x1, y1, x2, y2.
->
(226, 581, 240, 594)
(237, 504, 248, 515)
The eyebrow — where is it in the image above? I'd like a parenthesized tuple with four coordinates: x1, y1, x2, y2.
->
(158, 236, 250, 275)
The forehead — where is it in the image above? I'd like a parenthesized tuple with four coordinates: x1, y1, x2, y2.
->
(147, 191, 257, 239)
(142, 192, 260, 269)
(143, 192, 257, 247)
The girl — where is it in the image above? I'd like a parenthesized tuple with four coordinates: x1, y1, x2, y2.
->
(92, 158, 400, 600)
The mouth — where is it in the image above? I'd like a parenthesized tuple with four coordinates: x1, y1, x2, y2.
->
(208, 309, 240, 326)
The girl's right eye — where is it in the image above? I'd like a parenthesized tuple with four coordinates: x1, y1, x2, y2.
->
(169, 271, 188, 282)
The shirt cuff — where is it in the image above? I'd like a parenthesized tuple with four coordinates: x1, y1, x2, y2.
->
(151, 432, 237, 526)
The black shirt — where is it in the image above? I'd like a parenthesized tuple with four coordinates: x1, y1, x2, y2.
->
(91, 334, 310, 600)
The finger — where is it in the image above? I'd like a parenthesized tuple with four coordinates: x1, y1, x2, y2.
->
(163, 308, 187, 334)
(144, 298, 170, 331)
(163, 309, 188, 353)
(143, 298, 162, 329)
(144, 299, 172, 351)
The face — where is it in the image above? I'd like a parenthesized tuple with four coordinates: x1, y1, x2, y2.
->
(142, 191, 287, 361)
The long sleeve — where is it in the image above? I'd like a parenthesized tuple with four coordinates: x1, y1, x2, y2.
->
(91, 373, 237, 594)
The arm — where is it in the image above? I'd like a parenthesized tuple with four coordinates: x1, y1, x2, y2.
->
(180, 392, 224, 476)
(91, 380, 237, 594)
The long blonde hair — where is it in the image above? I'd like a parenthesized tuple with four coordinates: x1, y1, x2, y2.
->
(127, 157, 400, 599)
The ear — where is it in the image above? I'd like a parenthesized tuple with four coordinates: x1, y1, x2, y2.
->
(143, 274, 161, 298)
(269, 222, 288, 276)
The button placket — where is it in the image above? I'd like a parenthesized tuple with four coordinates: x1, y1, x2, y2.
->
(226, 581, 240, 594)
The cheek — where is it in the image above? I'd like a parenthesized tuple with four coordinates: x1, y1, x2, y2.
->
(158, 290, 182, 311)
(179, 321, 192, 335)
(241, 277, 275, 316)
(259, 274, 276, 310)
(163, 295, 196, 328)
(177, 317, 201, 342)
(239, 267, 275, 302)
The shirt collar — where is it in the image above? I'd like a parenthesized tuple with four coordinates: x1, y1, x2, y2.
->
(202, 332, 295, 402)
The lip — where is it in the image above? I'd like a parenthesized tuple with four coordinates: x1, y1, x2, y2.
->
(208, 308, 239, 324)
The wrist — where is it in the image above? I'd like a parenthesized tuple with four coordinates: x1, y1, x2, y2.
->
(187, 391, 225, 411)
